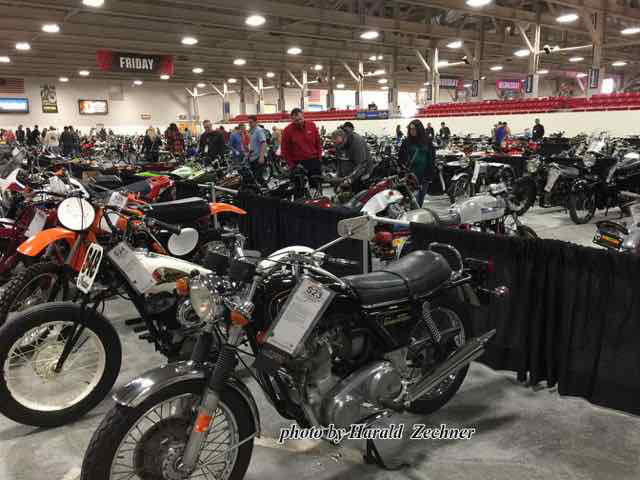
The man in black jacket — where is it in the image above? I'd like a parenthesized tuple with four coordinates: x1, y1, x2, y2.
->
(31, 125, 40, 144)
(16, 125, 25, 144)
(425, 122, 435, 142)
(532, 118, 545, 141)
(60, 126, 75, 156)
(439, 122, 451, 144)
(198, 120, 225, 165)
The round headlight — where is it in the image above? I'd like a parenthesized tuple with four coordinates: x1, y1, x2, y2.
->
(189, 276, 211, 318)
(583, 153, 596, 168)
(527, 157, 540, 174)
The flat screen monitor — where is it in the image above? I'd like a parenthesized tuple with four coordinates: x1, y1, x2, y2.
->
(0, 97, 29, 113)
(79, 99, 109, 115)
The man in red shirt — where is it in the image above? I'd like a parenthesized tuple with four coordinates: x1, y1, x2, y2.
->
(281, 108, 323, 179)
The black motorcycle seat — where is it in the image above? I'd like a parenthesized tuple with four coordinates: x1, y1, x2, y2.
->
(560, 166, 580, 177)
(617, 158, 640, 171)
(149, 197, 210, 223)
(343, 250, 452, 305)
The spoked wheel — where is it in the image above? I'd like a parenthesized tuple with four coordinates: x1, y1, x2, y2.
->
(568, 190, 597, 224)
(0, 303, 121, 427)
(81, 380, 255, 480)
(405, 297, 471, 415)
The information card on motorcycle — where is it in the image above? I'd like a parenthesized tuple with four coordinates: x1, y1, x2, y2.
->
(265, 277, 335, 356)
(107, 242, 156, 294)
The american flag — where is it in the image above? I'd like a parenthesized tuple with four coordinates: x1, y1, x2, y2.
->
(0, 78, 25, 95)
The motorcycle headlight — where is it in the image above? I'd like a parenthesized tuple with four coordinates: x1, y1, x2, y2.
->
(189, 274, 222, 319)
(527, 157, 540, 174)
(583, 153, 596, 168)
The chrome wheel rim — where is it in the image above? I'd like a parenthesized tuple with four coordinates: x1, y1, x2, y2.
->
(110, 393, 239, 480)
(11, 272, 58, 314)
(575, 193, 596, 220)
(4, 321, 106, 411)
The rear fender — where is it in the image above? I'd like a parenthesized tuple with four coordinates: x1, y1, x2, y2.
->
(17, 227, 76, 257)
(210, 203, 247, 216)
(113, 361, 261, 436)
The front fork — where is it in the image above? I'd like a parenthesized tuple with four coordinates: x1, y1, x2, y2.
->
(180, 324, 244, 473)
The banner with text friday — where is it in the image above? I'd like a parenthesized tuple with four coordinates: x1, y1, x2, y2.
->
(96, 50, 174, 75)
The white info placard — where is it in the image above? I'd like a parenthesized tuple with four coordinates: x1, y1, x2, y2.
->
(266, 277, 335, 356)
(107, 242, 156, 293)
(25, 209, 47, 238)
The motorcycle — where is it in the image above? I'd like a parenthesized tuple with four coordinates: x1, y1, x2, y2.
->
(81, 215, 507, 480)
(0, 195, 251, 427)
(446, 156, 518, 205)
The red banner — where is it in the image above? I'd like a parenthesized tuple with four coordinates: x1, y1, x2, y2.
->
(97, 50, 174, 75)
(496, 79, 523, 90)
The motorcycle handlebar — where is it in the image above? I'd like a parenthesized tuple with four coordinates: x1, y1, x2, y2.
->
(145, 217, 182, 235)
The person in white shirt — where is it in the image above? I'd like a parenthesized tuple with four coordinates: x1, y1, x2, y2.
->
(44, 127, 59, 148)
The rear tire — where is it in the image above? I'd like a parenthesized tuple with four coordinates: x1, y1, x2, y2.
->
(516, 225, 539, 239)
(568, 190, 597, 224)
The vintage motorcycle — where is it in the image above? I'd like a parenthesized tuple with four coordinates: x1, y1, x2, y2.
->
(81, 215, 506, 480)
(0, 195, 250, 427)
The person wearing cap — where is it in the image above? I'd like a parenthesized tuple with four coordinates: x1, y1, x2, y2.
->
(330, 127, 372, 194)
(341, 122, 355, 135)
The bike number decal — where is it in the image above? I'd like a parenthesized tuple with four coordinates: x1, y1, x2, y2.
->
(265, 277, 335, 356)
(471, 161, 481, 184)
(107, 242, 155, 294)
(25, 209, 47, 237)
(545, 168, 561, 192)
(108, 192, 128, 209)
(77, 243, 104, 294)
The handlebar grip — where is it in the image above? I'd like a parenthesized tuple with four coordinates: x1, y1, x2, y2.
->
(325, 257, 360, 267)
(147, 217, 182, 235)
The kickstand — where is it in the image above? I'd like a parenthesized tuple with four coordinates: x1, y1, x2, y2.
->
(363, 438, 410, 471)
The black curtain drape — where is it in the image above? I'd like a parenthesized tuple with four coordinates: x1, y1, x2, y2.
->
(409, 223, 640, 415)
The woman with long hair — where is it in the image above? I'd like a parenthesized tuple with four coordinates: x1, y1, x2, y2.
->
(141, 126, 162, 162)
(164, 123, 184, 155)
(398, 119, 436, 207)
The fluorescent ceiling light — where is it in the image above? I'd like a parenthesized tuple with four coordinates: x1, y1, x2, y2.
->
(490, 65, 503, 71)
(133, 80, 143, 86)
(621, 27, 640, 35)
(514, 49, 530, 57)
(336, 83, 345, 88)
(466, 0, 492, 7)
(437, 60, 449, 66)
(182, 36, 198, 46)
(160, 74, 170, 80)
(447, 40, 463, 49)
(59, 77, 68, 82)
(537, 69, 549, 74)
(576, 72, 587, 78)
(556, 13, 578, 23)
(228, 78, 237, 83)
(373, 69, 386, 75)
(245, 15, 266, 27)
(378, 78, 388, 84)
(197, 82, 206, 88)
(481, 76, 486, 80)
(420, 87, 426, 91)
(423, 81, 431, 85)
(612, 61, 627, 67)
(266, 72, 275, 78)
(285, 81, 291, 86)
(79, 70, 90, 76)
(380, 86, 389, 90)
(192, 67, 204, 73)
(369, 55, 377, 61)
(233, 58, 246, 66)
(42, 24, 60, 33)
(464, 83, 472, 87)
(360, 30, 379, 40)
(83, 0, 104, 6)
(313, 64, 323, 71)
(569, 56, 584, 62)
(287, 47, 302, 55)
(377, 55, 383, 60)
(0, 56, 10, 63)
(15, 42, 30, 51)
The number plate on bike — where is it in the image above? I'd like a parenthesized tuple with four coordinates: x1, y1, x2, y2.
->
(265, 276, 335, 356)
(77, 243, 104, 294)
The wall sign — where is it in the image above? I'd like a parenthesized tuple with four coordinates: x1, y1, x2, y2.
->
(79, 99, 109, 115)
(589, 68, 600, 90)
(496, 79, 523, 90)
(440, 77, 462, 89)
(96, 50, 174, 75)
(525, 75, 534, 94)
(0, 97, 29, 113)
(140, 113, 152, 120)
(471, 79, 479, 97)
(41, 84, 58, 113)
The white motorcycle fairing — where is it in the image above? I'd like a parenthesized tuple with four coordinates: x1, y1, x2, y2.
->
(360, 189, 404, 215)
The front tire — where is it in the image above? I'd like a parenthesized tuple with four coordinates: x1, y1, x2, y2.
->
(568, 190, 597, 224)
(0, 302, 121, 427)
(81, 380, 255, 480)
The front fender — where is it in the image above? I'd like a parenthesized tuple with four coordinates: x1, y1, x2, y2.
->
(17, 227, 77, 257)
(113, 361, 261, 437)
(210, 203, 247, 216)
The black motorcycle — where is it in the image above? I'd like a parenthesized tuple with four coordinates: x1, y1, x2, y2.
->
(81, 218, 507, 480)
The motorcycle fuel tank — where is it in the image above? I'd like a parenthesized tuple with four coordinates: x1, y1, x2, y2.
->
(450, 194, 506, 224)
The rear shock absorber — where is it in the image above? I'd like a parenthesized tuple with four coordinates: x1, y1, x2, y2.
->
(421, 301, 441, 343)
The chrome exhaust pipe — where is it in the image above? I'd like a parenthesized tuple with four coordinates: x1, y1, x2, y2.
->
(407, 329, 496, 403)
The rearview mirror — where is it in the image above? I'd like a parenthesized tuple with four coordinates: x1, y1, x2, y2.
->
(337, 215, 374, 241)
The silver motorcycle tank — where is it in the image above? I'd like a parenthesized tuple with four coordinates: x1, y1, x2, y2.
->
(451, 195, 506, 224)
(399, 209, 439, 225)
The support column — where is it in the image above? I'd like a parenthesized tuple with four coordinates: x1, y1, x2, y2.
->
(239, 79, 246, 115)
(222, 82, 231, 122)
(473, 20, 485, 100)
(257, 77, 264, 114)
(526, 23, 541, 98)
(278, 72, 286, 112)
(588, 12, 605, 97)
(430, 47, 440, 104)
(301, 70, 309, 110)
(327, 62, 335, 109)
(356, 60, 364, 110)
(389, 45, 400, 115)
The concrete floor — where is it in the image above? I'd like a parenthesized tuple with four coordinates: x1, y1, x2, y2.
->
(1, 201, 638, 480)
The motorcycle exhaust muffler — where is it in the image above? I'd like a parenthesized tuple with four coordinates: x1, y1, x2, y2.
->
(406, 329, 496, 403)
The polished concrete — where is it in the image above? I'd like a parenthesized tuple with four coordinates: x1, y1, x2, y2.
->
(1, 201, 638, 480)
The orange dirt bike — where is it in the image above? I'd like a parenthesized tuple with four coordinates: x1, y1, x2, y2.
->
(0, 193, 246, 330)
(0, 194, 245, 427)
